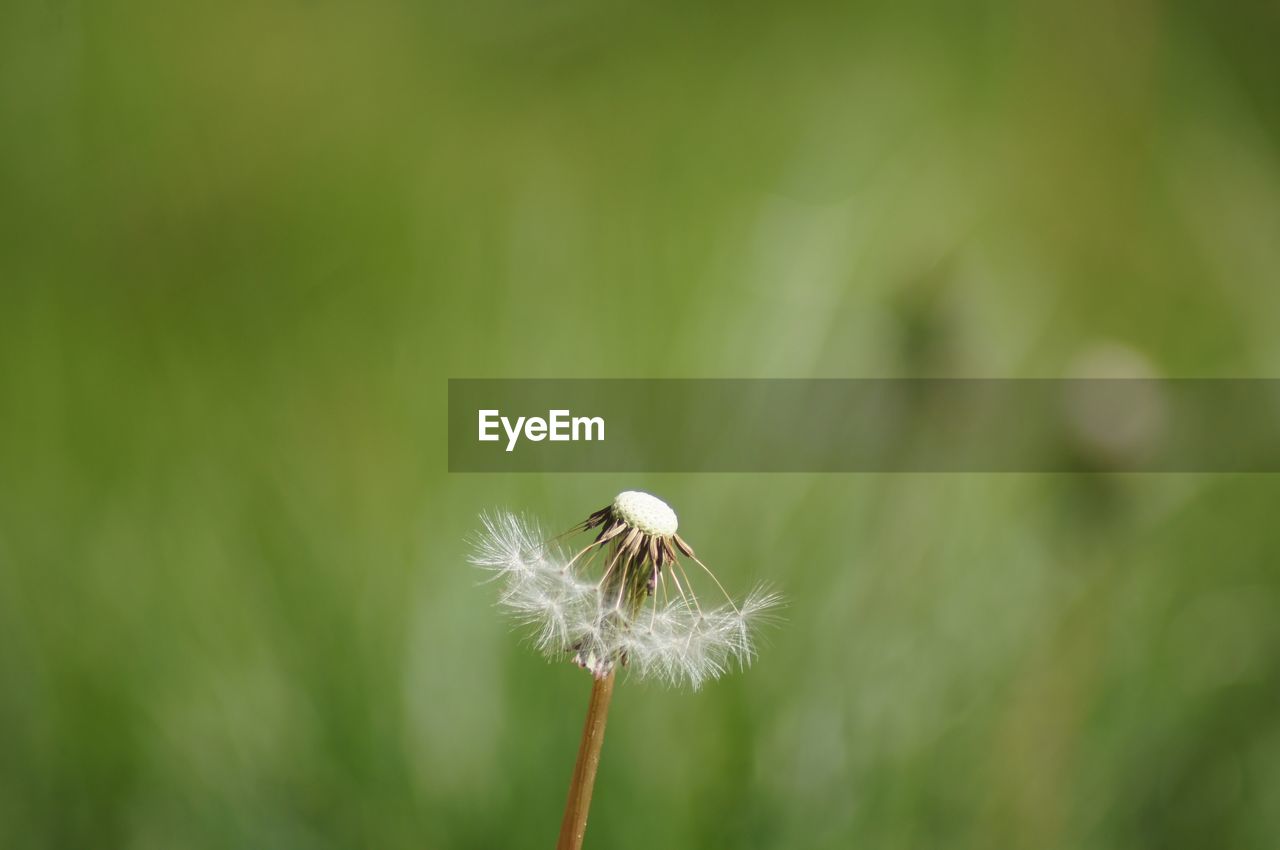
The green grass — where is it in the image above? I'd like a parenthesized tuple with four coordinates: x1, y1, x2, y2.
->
(3, 2, 1280, 848)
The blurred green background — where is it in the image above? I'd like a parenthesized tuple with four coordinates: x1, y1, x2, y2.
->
(3, 1, 1280, 848)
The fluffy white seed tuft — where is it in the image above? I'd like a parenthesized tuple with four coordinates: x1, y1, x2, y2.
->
(470, 510, 777, 690)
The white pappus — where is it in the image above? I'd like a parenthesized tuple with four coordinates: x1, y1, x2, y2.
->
(469, 491, 780, 690)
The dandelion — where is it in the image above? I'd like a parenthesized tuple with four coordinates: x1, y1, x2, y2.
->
(471, 490, 779, 688)
(469, 490, 780, 850)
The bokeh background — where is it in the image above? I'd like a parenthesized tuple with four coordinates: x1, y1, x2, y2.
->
(3, 2, 1280, 848)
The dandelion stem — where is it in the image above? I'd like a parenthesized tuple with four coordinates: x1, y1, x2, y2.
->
(556, 670, 616, 850)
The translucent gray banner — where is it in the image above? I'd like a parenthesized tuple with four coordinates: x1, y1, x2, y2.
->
(448, 379, 1280, 472)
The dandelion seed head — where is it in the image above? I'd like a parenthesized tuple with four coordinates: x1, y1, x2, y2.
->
(470, 492, 780, 690)
(612, 490, 678, 537)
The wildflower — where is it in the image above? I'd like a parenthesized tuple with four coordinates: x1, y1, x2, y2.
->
(470, 490, 778, 690)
